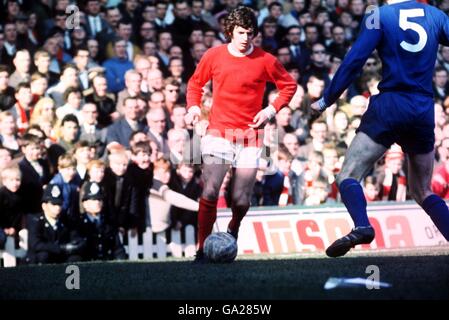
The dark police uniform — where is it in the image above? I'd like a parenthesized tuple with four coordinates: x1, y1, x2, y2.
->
(79, 182, 126, 261)
(27, 184, 85, 264)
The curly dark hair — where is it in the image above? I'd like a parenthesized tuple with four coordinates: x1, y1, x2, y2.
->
(224, 6, 258, 42)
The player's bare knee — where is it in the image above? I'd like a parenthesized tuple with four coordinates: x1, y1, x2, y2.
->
(231, 196, 250, 208)
(409, 188, 432, 206)
(201, 187, 220, 201)
(336, 171, 361, 186)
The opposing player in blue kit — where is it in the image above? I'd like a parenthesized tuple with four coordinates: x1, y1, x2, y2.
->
(311, 0, 449, 257)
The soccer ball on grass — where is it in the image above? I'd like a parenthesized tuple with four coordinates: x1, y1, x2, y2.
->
(204, 232, 238, 263)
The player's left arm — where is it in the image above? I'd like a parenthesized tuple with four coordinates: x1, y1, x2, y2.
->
(312, 13, 383, 113)
(249, 59, 297, 128)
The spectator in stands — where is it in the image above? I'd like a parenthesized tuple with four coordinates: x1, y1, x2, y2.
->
(432, 137, 449, 199)
(103, 151, 137, 233)
(263, 148, 300, 206)
(56, 87, 83, 122)
(0, 111, 20, 157)
(302, 43, 331, 86)
(433, 66, 449, 103)
(303, 175, 330, 206)
(30, 73, 49, 102)
(0, 65, 15, 111)
(127, 142, 153, 233)
(46, 64, 79, 107)
(261, 17, 279, 53)
(134, 55, 152, 93)
(72, 46, 92, 91)
(147, 107, 170, 158)
(84, 0, 108, 39)
(170, 127, 191, 164)
(48, 114, 80, 170)
(163, 77, 181, 114)
(73, 140, 95, 183)
(147, 69, 164, 95)
(79, 103, 107, 157)
(327, 24, 349, 59)
(106, 97, 146, 149)
(33, 50, 58, 87)
(84, 73, 119, 128)
(149, 158, 199, 234)
(29, 97, 57, 142)
(376, 145, 407, 202)
(298, 120, 329, 160)
(0, 147, 13, 187)
(169, 162, 202, 231)
(103, 37, 134, 93)
(19, 134, 51, 217)
(0, 165, 23, 249)
(299, 74, 326, 124)
(1, 22, 18, 68)
(11, 82, 34, 134)
(275, 105, 295, 143)
(49, 154, 80, 226)
(364, 175, 380, 202)
(116, 70, 144, 115)
(170, 105, 187, 131)
(155, 31, 173, 76)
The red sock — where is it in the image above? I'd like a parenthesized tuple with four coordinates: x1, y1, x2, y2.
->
(198, 197, 218, 250)
(228, 204, 249, 234)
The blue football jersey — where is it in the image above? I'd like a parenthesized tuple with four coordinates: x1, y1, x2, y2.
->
(323, 0, 449, 106)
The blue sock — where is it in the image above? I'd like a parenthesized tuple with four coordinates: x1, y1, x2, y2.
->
(339, 178, 370, 228)
(421, 195, 449, 241)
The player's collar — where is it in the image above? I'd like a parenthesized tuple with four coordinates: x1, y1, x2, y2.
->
(387, 0, 412, 4)
(227, 43, 254, 57)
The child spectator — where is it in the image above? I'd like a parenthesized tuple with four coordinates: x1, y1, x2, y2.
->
(169, 162, 202, 230)
(0, 165, 23, 249)
(103, 151, 137, 233)
(0, 147, 13, 187)
(127, 141, 153, 233)
(149, 158, 199, 234)
(49, 154, 80, 227)
(303, 176, 330, 206)
(364, 176, 380, 202)
(18, 134, 51, 217)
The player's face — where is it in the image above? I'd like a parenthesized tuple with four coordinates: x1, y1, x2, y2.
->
(231, 26, 254, 53)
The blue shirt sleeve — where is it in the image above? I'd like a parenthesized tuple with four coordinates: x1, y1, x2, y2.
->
(323, 13, 383, 107)
(438, 9, 449, 46)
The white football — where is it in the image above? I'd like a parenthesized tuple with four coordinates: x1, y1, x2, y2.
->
(204, 232, 238, 263)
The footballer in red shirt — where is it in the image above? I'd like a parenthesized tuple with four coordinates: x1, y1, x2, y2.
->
(185, 6, 297, 263)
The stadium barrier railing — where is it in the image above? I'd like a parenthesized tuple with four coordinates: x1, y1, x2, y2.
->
(0, 226, 197, 267)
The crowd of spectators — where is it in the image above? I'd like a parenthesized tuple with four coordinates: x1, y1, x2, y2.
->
(1, 0, 449, 262)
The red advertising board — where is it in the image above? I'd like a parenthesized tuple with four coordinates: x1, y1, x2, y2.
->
(215, 202, 448, 254)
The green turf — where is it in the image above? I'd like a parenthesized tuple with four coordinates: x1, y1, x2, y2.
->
(1, 247, 449, 300)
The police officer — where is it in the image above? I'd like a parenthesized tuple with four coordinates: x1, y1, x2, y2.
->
(27, 184, 85, 264)
(79, 181, 126, 261)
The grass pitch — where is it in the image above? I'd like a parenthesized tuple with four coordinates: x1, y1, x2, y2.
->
(1, 246, 448, 300)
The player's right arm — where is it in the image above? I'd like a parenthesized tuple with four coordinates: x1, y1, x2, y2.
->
(185, 49, 214, 125)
